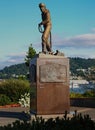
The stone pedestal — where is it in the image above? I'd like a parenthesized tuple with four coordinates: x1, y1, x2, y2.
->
(30, 54, 70, 115)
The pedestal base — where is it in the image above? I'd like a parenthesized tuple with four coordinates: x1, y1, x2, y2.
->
(30, 54, 70, 115)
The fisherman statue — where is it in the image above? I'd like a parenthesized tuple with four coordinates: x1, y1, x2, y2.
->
(38, 3, 52, 54)
(38, 3, 64, 56)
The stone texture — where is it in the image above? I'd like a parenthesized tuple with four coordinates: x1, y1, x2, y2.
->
(30, 54, 70, 115)
(39, 63, 67, 82)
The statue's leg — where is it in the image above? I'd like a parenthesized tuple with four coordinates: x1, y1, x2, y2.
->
(43, 25, 51, 52)
(42, 33, 47, 53)
(46, 42, 51, 52)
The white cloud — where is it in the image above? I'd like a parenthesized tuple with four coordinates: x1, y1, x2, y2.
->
(0, 52, 26, 69)
(92, 28, 95, 32)
(53, 33, 95, 48)
(7, 52, 26, 57)
(52, 32, 95, 59)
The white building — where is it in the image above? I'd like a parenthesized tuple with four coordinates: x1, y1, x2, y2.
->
(70, 80, 89, 89)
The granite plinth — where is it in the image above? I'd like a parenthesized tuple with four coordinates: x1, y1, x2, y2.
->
(30, 54, 70, 115)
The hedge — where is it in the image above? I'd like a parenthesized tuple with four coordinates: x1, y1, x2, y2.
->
(0, 112, 95, 130)
(70, 90, 95, 98)
(0, 94, 11, 106)
(0, 79, 30, 104)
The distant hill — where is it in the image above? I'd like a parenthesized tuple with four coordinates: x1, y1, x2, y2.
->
(0, 63, 28, 79)
(0, 57, 95, 79)
(70, 57, 95, 74)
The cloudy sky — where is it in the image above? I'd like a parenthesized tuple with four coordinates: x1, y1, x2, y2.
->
(0, 0, 95, 69)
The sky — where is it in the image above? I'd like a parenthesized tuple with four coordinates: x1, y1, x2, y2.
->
(0, 0, 95, 69)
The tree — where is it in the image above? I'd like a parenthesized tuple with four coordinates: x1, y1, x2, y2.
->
(25, 44, 36, 66)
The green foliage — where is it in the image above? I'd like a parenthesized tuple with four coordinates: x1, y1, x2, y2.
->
(0, 113, 95, 130)
(0, 94, 11, 106)
(70, 92, 84, 98)
(0, 63, 28, 79)
(0, 79, 30, 103)
(25, 44, 36, 66)
(70, 57, 95, 70)
(83, 90, 95, 97)
(69, 57, 95, 80)
(70, 90, 95, 98)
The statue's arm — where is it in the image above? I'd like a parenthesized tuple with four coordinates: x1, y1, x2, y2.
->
(41, 11, 51, 25)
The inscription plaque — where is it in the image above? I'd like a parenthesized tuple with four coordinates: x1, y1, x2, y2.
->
(39, 63, 67, 83)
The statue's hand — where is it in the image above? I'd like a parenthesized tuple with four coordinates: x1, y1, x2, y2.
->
(38, 23, 42, 27)
(38, 24, 41, 27)
(38, 23, 44, 33)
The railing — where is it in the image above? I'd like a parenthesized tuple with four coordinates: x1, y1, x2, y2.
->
(70, 97, 95, 108)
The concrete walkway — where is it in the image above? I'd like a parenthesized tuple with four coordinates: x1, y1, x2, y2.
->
(0, 107, 95, 126)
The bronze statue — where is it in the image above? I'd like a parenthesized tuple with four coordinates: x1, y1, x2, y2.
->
(38, 3, 52, 54)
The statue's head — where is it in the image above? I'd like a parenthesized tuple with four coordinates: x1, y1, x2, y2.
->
(39, 3, 46, 8)
(39, 3, 46, 12)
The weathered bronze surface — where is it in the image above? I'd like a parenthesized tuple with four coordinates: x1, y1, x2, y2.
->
(30, 54, 70, 114)
(39, 63, 67, 83)
(38, 3, 52, 53)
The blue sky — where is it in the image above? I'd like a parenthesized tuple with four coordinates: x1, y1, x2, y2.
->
(0, 0, 95, 69)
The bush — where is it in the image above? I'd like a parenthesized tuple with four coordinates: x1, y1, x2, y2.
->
(0, 79, 30, 104)
(0, 113, 95, 130)
(0, 94, 11, 106)
(70, 90, 95, 98)
(70, 92, 83, 98)
(83, 90, 95, 97)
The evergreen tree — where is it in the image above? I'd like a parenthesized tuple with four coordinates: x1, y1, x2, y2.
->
(25, 44, 36, 66)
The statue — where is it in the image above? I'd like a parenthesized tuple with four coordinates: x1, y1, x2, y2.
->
(38, 3, 52, 54)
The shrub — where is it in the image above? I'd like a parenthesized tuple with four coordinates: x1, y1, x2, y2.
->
(70, 92, 83, 98)
(0, 113, 95, 130)
(0, 79, 30, 103)
(70, 90, 95, 98)
(83, 90, 95, 97)
(0, 94, 11, 106)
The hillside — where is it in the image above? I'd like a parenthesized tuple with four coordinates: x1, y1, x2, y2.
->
(0, 57, 95, 79)
(0, 63, 28, 79)
(70, 57, 95, 73)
